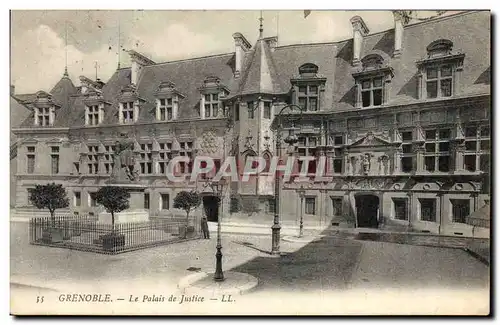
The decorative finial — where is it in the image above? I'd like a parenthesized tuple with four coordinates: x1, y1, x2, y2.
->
(63, 66, 69, 78)
(259, 10, 264, 39)
(64, 20, 68, 77)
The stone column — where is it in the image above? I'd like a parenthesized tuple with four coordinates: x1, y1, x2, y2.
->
(413, 144, 425, 173)
(393, 148, 402, 174)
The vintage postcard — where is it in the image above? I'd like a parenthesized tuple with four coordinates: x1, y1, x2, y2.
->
(9, 9, 491, 316)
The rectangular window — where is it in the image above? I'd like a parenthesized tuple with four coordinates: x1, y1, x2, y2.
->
(333, 158, 343, 173)
(87, 145, 99, 174)
(74, 192, 81, 207)
(204, 93, 220, 118)
(139, 143, 153, 175)
(424, 128, 450, 172)
(234, 103, 240, 121)
(361, 77, 384, 107)
(51, 155, 59, 174)
(161, 194, 169, 210)
(263, 102, 271, 119)
(297, 85, 320, 111)
(464, 155, 477, 172)
(89, 192, 97, 207)
(426, 64, 453, 99)
(331, 197, 343, 216)
(451, 199, 470, 224)
(420, 198, 436, 222)
(36, 107, 51, 126)
(480, 154, 490, 173)
(144, 193, 150, 209)
(122, 102, 135, 123)
(334, 136, 344, 146)
(27, 154, 35, 174)
(393, 198, 408, 220)
(158, 98, 174, 121)
(400, 130, 414, 173)
(305, 197, 316, 215)
(247, 102, 254, 119)
(267, 199, 275, 213)
(87, 105, 100, 125)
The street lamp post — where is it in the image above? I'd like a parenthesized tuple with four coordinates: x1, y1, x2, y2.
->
(271, 104, 303, 255)
(297, 185, 306, 238)
(208, 178, 227, 282)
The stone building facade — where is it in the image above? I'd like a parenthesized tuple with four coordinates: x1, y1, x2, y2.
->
(11, 11, 490, 236)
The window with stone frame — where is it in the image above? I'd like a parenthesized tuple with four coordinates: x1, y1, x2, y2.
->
(122, 101, 135, 123)
(178, 141, 193, 174)
(423, 128, 451, 172)
(139, 143, 153, 174)
(50, 146, 59, 174)
(103, 145, 115, 174)
(161, 193, 170, 210)
(360, 77, 383, 107)
(144, 193, 150, 209)
(417, 39, 465, 100)
(247, 101, 255, 119)
(400, 130, 414, 173)
(204, 93, 220, 118)
(26, 146, 35, 174)
(291, 63, 326, 112)
(263, 101, 271, 119)
(158, 142, 173, 174)
(234, 103, 240, 121)
(305, 197, 316, 215)
(331, 197, 343, 216)
(451, 199, 470, 224)
(86, 105, 100, 126)
(352, 54, 393, 108)
(298, 85, 319, 111)
(393, 198, 408, 220)
(36, 107, 51, 126)
(87, 145, 99, 174)
(464, 125, 490, 172)
(419, 198, 437, 222)
(74, 191, 81, 207)
(425, 64, 453, 99)
(158, 98, 173, 121)
(89, 192, 97, 207)
(297, 135, 318, 174)
(332, 134, 344, 174)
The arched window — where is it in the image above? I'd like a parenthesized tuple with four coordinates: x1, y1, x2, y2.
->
(262, 152, 272, 172)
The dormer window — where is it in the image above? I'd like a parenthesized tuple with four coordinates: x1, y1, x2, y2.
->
(352, 53, 394, 108)
(35, 107, 52, 126)
(205, 94, 219, 118)
(32, 91, 57, 127)
(291, 63, 326, 112)
(417, 39, 465, 100)
(121, 101, 135, 124)
(85, 104, 103, 126)
(198, 76, 229, 119)
(159, 98, 173, 121)
(154, 81, 184, 121)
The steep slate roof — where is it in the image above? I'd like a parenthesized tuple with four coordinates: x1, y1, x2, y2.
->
(234, 37, 287, 96)
(10, 96, 31, 143)
(136, 54, 236, 121)
(15, 11, 490, 128)
(332, 10, 491, 112)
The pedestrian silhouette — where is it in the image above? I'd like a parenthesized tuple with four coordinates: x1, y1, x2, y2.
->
(201, 215, 210, 239)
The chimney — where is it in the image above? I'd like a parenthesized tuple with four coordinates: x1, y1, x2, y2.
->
(128, 50, 156, 86)
(10, 85, 14, 96)
(392, 11, 404, 58)
(350, 16, 369, 66)
(232, 33, 251, 78)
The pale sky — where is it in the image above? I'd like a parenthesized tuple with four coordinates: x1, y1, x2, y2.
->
(10, 10, 452, 94)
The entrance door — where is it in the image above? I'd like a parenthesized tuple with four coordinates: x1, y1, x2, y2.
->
(203, 196, 219, 222)
(355, 194, 380, 228)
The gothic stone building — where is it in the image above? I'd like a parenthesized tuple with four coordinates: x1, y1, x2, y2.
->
(11, 11, 490, 236)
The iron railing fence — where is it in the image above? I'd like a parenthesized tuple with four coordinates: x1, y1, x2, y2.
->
(29, 214, 201, 254)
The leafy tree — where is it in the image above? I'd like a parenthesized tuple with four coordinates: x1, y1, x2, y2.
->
(95, 186, 130, 230)
(173, 191, 202, 223)
(29, 183, 69, 226)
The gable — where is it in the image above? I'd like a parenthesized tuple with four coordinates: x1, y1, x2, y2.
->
(348, 132, 391, 148)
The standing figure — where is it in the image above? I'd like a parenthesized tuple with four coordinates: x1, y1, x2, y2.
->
(201, 214, 210, 239)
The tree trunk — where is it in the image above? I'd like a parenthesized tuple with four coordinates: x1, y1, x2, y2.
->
(50, 210, 55, 227)
(111, 211, 115, 233)
(186, 210, 190, 227)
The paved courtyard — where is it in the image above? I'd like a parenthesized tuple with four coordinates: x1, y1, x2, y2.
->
(10, 221, 490, 315)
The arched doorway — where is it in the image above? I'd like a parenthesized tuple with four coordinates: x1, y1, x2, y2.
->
(203, 195, 219, 222)
(355, 194, 380, 228)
